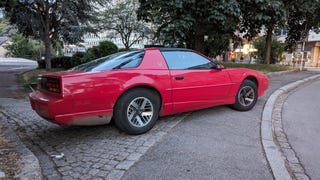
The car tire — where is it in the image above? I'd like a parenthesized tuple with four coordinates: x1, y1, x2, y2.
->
(231, 79, 258, 111)
(114, 88, 160, 135)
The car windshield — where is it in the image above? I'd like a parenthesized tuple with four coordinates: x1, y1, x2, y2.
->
(71, 50, 145, 72)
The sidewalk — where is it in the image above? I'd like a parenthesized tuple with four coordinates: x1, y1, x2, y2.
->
(262, 68, 320, 180)
(282, 78, 320, 179)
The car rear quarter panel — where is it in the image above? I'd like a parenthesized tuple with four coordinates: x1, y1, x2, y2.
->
(61, 49, 172, 118)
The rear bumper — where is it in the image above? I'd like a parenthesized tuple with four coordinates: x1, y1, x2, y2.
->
(29, 91, 58, 121)
(29, 91, 113, 125)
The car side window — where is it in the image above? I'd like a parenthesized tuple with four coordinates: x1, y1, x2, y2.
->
(162, 51, 214, 70)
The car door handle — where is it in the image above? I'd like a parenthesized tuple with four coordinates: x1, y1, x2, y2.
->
(175, 76, 184, 80)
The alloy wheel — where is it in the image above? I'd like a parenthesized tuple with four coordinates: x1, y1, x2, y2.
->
(127, 97, 154, 127)
(238, 86, 255, 107)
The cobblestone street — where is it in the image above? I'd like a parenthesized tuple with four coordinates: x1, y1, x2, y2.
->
(0, 98, 188, 179)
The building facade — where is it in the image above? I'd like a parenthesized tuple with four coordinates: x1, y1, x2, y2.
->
(278, 30, 320, 67)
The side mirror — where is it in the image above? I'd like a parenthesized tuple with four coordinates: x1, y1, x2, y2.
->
(215, 64, 224, 70)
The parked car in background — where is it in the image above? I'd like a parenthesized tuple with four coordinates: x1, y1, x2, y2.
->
(29, 48, 269, 134)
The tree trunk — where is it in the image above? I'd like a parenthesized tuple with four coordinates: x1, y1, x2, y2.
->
(45, 34, 52, 70)
(265, 27, 273, 64)
(44, 1, 51, 70)
(194, 30, 205, 53)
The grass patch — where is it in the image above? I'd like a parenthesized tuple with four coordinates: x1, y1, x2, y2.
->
(221, 62, 293, 73)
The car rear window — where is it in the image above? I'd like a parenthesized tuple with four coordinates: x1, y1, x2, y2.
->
(71, 50, 145, 72)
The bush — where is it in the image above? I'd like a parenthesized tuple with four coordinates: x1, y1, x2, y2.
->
(69, 52, 85, 67)
(5, 34, 38, 60)
(69, 41, 119, 68)
(98, 41, 118, 57)
(37, 41, 119, 69)
(81, 41, 118, 62)
(37, 60, 46, 69)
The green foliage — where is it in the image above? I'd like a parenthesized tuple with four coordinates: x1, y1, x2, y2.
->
(239, 0, 286, 40)
(96, 41, 118, 58)
(221, 62, 291, 73)
(4, 34, 37, 59)
(80, 41, 118, 63)
(5, 0, 105, 69)
(138, 0, 240, 55)
(0, 18, 7, 36)
(285, 0, 320, 49)
(58, 41, 118, 69)
(7, 0, 102, 43)
(253, 36, 285, 64)
(238, 0, 287, 64)
(101, 0, 150, 49)
(0, 0, 16, 12)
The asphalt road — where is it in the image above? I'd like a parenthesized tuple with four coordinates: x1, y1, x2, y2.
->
(122, 71, 320, 180)
(283, 79, 320, 179)
(0, 58, 37, 98)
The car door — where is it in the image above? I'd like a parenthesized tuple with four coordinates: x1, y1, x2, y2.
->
(161, 50, 232, 113)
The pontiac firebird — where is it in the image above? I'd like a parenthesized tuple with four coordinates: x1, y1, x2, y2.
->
(30, 48, 269, 134)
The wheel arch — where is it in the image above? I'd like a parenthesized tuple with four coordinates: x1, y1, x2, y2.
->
(114, 85, 163, 111)
(243, 76, 258, 88)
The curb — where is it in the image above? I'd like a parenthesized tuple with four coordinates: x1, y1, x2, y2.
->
(261, 74, 320, 180)
(0, 112, 42, 180)
(266, 69, 300, 77)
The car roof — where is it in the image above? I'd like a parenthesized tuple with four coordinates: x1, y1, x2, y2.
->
(145, 47, 193, 52)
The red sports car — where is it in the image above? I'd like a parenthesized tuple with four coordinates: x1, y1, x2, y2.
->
(30, 48, 269, 134)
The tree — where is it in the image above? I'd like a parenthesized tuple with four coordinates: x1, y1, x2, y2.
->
(101, 0, 151, 49)
(239, 0, 286, 64)
(4, 34, 38, 59)
(284, 0, 320, 49)
(5, 0, 104, 70)
(253, 36, 285, 64)
(0, 0, 16, 11)
(138, 0, 241, 55)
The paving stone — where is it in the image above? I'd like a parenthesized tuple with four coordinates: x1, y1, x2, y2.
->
(102, 164, 113, 171)
(58, 166, 73, 172)
(106, 170, 125, 180)
(126, 153, 143, 161)
(108, 160, 120, 167)
(289, 163, 305, 173)
(295, 173, 311, 180)
(92, 163, 104, 169)
(115, 160, 135, 170)
(47, 175, 62, 180)
(61, 175, 73, 180)
(136, 146, 149, 154)
(88, 168, 100, 176)
(282, 146, 299, 164)
(279, 141, 291, 149)
(0, 98, 187, 179)
(97, 170, 110, 178)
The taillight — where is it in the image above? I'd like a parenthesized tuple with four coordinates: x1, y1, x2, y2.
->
(39, 77, 61, 94)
